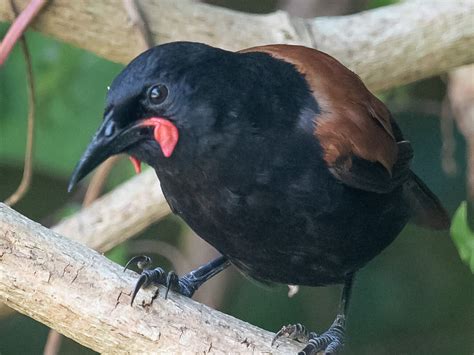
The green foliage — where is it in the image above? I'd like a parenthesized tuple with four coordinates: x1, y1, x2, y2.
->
(450, 201, 474, 273)
(368, 0, 399, 9)
(53, 202, 81, 220)
(0, 25, 123, 177)
(106, 244, 128, 265)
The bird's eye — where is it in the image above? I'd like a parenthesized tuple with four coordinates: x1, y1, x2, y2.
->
(149, 84, 168, 105)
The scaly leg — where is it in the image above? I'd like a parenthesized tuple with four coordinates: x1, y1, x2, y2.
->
(273, 273, 355, 355)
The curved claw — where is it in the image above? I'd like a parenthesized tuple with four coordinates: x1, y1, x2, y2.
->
(272, 323, 309, 346)
(123, 255, 152, 272)
(130, 273, 149, 306)
(165, 271, 179, 300)
(272, 326, 288, 346)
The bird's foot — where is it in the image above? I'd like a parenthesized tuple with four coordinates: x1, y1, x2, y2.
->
(272, 323, 311, 345)
(273, 315, 345, 355)
(123, 255, 196, 305)
(124, 255, 230, 305)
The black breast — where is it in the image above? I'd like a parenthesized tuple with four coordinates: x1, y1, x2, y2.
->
(153, 126, 410, 286)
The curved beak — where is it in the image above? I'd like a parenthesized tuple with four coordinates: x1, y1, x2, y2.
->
(68, 115, 179, 192)
(68, 115, 142, 192)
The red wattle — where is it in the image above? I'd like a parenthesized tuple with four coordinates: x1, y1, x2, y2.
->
(139, 117, 179, 158)
(129, 156, 142, 174)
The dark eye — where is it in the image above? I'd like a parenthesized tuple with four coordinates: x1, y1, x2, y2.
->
(149, 84, 168, 105)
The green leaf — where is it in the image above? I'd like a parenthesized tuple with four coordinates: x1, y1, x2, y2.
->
(0, 26, 123, 177)
(106, 244, 128, 265)
(368, 0, 399, 9)
(450, 201, 474, 273)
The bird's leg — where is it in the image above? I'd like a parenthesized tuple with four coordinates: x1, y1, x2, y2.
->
(124, 255, 230, 305)
(273, 273, 355, 355)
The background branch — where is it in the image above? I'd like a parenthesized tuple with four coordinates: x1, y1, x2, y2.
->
(55, 169, 169, 252)
(0, 203, 299, 353)
(449, 65, 474, 201)
(0, 0, 473, 92)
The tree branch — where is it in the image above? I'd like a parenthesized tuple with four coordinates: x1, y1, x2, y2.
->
(0, 203, 299, 353)
(0, 168, 168, 317)
(54, 169, 169, 252)
(0, 169, 169, 318)
(0, 0, 473, 92)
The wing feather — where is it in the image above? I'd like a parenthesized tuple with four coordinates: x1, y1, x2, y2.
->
(241, 45, 411, 193)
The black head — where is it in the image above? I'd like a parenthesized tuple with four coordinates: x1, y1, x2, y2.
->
(68, 41, 314, 191)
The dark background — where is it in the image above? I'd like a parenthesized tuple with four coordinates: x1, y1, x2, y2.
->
(1, 1, 472, 354)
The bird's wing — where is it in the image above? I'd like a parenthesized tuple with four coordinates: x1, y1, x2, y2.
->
(241, 45, 413, 193)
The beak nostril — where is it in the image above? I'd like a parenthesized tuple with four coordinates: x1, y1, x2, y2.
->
(104, 120, 115, 137)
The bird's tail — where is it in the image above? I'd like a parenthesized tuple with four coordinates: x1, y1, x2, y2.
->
(404, 172, 450, 230)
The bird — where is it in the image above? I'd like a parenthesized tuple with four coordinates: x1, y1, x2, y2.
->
(68, 41, 450, 354)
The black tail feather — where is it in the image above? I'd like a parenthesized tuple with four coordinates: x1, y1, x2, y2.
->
(404, 172, 450, 230)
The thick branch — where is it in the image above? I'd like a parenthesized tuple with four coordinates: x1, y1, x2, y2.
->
(0, 203, 299, 353)
(0, 0, 473, 92)
(0, 168, 168, 318)
(0, 168, 167, 318)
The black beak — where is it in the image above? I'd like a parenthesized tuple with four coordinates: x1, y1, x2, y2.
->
(68, 113, 144, 192)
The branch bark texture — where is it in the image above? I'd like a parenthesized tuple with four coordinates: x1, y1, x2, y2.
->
(0, 0, 473, 92)
(0, 168, 169, 318)
(0, 203, 299, 353)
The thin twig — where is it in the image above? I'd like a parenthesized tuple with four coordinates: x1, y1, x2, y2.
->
(82, 156, 123, 206)
(4, 0, 38, 206)
(440, 94, 458, 176)
(448, 65, 474, 226)
(43, 330, 62, 355)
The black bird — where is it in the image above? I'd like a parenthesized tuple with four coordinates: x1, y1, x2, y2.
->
(69, 42, 450, 354)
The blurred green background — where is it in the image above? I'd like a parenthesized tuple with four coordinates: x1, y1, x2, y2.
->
(0, 0, 473, 354)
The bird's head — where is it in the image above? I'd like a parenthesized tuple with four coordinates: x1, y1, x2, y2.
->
(68, 42, 239, 191)
(68, 42, 314, 191)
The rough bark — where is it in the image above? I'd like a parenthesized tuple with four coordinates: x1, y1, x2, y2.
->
(0, 0, 473, 92)
(0, 203, 300, 353)
(0, 169, 168, 318)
